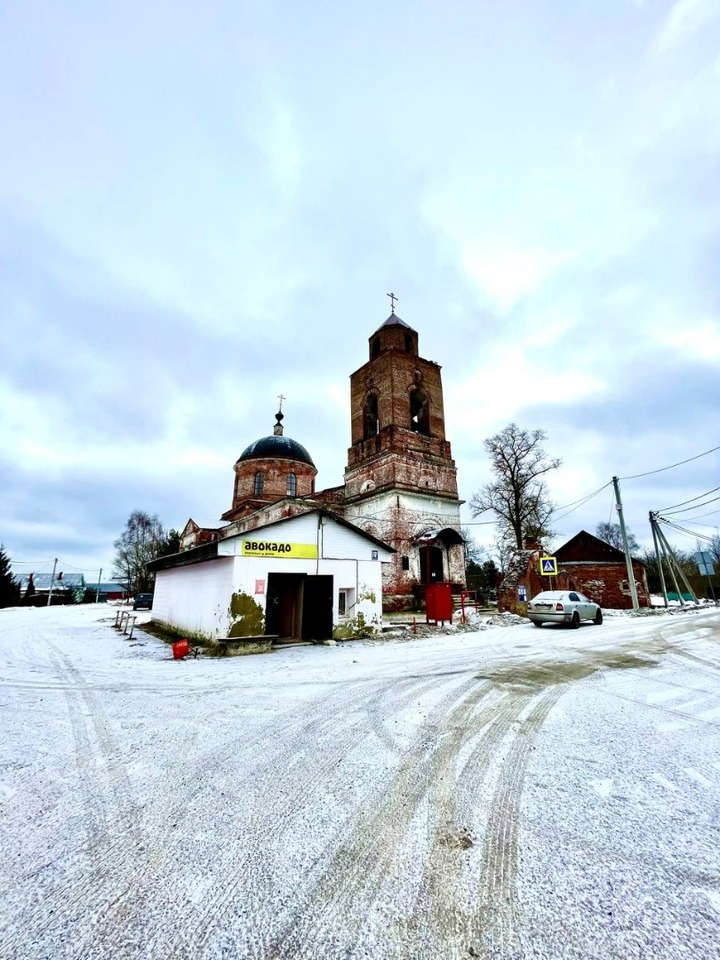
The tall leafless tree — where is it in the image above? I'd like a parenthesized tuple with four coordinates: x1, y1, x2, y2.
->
(113, 511, 165, 596)
(470, 423, 561, 553)
(595, 521, 640, 555)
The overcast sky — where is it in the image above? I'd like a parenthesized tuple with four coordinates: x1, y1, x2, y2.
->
(1, 0, 719, 580)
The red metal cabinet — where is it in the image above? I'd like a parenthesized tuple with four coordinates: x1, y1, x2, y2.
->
(426, 582, 453, 624)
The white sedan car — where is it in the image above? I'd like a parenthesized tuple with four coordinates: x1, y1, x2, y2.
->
(527, 590, 603, 628)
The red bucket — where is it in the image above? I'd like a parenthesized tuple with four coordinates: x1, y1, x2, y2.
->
(172, 639, 190, 660)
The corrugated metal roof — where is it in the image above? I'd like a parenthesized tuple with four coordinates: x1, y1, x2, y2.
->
(16, 573, 85, 590)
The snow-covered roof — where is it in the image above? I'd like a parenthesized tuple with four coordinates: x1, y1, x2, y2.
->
(15, 573, 85, 590)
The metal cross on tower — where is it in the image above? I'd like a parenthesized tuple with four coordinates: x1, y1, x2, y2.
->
(277, 393, 286, 412)
(386, 291, 398, 313)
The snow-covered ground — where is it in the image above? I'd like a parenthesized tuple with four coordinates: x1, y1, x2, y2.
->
(1, 604, 719, 960)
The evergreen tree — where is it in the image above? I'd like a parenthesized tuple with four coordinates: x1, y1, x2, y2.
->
(0, 544, 20, 608)
(158, 528, 181, 558)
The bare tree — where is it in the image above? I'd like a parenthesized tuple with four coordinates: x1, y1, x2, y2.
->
(470, 423, 561, 552)
(595, 521, 640, 555)
(113, 511, 165, 596)
(708, 533, 720, 566)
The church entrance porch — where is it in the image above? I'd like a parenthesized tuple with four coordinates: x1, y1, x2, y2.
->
(265, 573, 333, 642)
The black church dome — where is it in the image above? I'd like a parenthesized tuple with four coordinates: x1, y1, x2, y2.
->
(238, 435, 315, 466)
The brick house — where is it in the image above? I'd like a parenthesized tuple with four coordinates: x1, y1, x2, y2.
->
(498, 531, 649, 614)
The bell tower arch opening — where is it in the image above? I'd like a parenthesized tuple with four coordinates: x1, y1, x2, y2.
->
(364, 392, 379, 439)
(409, 386, 430, 435)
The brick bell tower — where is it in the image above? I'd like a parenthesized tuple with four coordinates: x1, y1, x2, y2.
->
(342, 305, 465, 611)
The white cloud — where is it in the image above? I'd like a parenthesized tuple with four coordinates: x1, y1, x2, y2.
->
(460, 245, 575, 313)
(652, 0, 720, 54)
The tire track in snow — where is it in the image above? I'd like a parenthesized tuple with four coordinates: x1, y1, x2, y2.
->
(68, 673, 384, 959)
(260, 676, 502, 959)
(177, 672, 469, 960)
(0, 643, 145, 960)
(83, 671, 451, 959)
(420, 691, 533, 957)
(10, 650, 382, 958)
(469, 689, 561, 960)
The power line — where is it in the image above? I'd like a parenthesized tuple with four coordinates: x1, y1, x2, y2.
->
(657, 485, 720, 514)
(551, 481, 613, 525)
(661, 493, 720, 517)
(620, 443, 720, 481)
(551, 481, 612, 515)
(674, 509, 720, 523)
(8, 559, 54, 566)
(657, 517, 714, 543)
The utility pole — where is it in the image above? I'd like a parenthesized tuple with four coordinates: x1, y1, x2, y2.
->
(95, 567, 102, 603)
(649, 513, 669, 608)
(612, 477, 639, 611)
(46, 557, 58, 607)
(655, 521, 698, 604)
(653, 516, 685, 605)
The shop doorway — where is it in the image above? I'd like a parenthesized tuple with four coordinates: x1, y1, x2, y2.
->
(302, 575, 333, 640)
(265, 573, 333, 642)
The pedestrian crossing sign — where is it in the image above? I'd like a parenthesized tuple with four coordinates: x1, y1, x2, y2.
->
(540, 556, 558, 576)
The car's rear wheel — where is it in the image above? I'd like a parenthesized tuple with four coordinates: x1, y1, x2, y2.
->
(570, 611, 580, 629)
(593, 608, 603, 625)
(532, 620, 543, 627)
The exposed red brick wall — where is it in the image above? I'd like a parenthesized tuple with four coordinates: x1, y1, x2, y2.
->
(343, 323, 464, 610)
(499, 550, 649, 613)
(223, 457, 316, 521)
(555, 560, 650, 609)
(349, 353, 448, 448)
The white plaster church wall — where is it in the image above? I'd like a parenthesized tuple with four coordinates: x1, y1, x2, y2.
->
(343, 488, 463, 587)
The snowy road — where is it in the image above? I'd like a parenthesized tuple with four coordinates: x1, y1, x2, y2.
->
(1, 605, 719, 959)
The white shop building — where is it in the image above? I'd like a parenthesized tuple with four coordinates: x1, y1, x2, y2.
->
(148, 509, 394, 644)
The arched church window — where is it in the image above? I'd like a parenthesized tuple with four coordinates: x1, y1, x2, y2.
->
(287, 472, 297, 497)
(371, 337, 381, 358)
(409, 388, 430, 435)
(254, 472, 264, 496)
(404, 334, 412, 352)
(364, 393, 379, 439)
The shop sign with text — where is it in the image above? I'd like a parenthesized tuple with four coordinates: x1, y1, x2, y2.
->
(241, 540, 318, 559)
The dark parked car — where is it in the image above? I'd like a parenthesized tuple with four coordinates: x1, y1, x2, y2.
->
(133, 593, 154, 611)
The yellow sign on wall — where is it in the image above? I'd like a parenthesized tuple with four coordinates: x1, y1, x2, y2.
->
(241, 540, 318, 559)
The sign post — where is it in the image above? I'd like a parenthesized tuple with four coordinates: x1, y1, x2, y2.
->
(694, 551, 717, 603)
(539, 556, 557, 590)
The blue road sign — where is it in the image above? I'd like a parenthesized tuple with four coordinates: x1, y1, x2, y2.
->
(540, 556, 558, 576)
(694, 551, 716, 577)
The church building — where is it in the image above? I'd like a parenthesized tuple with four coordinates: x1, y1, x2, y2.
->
(155, 305, 465, 640)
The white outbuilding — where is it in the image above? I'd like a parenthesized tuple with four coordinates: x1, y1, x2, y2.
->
(148, 509, 394, 645)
